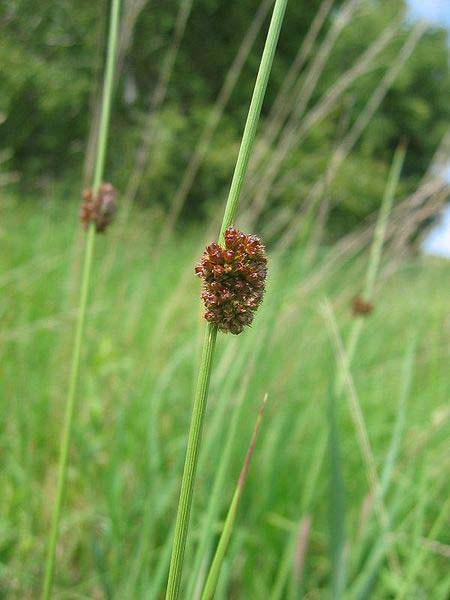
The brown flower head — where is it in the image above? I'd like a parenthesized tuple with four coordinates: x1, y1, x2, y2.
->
(80, 183, 117, 233)
(352, 296, 373, 316)
(195, 227, 267, 334)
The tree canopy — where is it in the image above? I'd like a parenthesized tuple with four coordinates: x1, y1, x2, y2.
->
(1, 0, 449, 230)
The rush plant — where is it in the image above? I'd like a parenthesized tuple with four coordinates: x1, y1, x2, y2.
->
(165, 1, 289, 598)
(41, 1, 121, 597)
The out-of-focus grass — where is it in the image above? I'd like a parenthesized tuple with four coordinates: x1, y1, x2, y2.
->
(1, 195, 449, 598)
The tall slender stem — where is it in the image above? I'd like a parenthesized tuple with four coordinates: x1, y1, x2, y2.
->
(219, 0, 289, 243)
(92, 0, 121, 193)
(165, 1, 288, 598)
(41, 1, 121, 597)
(41, 225, 95, 600)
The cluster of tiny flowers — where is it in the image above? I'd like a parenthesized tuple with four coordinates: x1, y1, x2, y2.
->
(195, 227, 267, 334)
(80, 183, 117, 233)
(352, 296, 373, 316)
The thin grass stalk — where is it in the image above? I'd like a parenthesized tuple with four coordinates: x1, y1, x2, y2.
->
(82, 1, 109, 187)
(279, 143, 406, 397)
(200, 396, 267, 600)
(270, 146, 406, 597)
(124, 0, 194, 213)
(84, 0, 150, 186)
(187, 317, 276, 598)
(247, 0, 357, 191)
(218, 0, 288, 242)
(186, 379, 251, 598)
(270, 435, 326, 600)
(397, 496, 450, 599)
(258, 20, 404, 236)
(117, 0, 151, 78)
(349, 477, 429, 600)
(287, 515, 312, 599)
(281, 177, 445, 307)
(245, 0, 358, 222)
(253, 0, 335, 165)
(165, 2, 288, 597)
(166, 0, 333, 235)
(266, 24, 421, 239)
(272, 23, 423, 251)
(159, 0, 274, 241)
(349, 338, 416, 587)
(273, 22, 402, 250)
(240, 0, 336, 232)
(327, 380, 347, 598)
(41, 1, 121, 597)
(338, 143, 406, 388)
(322, 300, 401, 574)
(97, 0, 194, 291)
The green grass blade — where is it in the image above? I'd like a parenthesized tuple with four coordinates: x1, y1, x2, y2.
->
(165, 323, 218, 599)
(337, 143, 406, 392)
(187, 294, 282, 597)
(363, 143, 406, 301)
(200, 397, 267, 600)
(350, 338, 416, 597)
(270, 435, 326, 600)
(379, 337, 416, 496)
(397, 496, 450, 599)
(288, 515, 312, 599)
(327, 383, 346, 599)
(186, 379, 249, 599)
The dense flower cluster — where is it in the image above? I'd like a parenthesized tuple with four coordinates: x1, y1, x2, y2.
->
(195, 227, 267, 334)
(80, 183, 117, 233)
(352, 296, 373, 316)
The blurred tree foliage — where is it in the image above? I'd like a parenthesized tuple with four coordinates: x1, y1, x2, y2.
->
(0, 0, 449, 228)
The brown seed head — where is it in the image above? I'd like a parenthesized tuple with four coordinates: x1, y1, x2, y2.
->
(352, 296, 373, 316)
(195, 227, 267, 334)
(80, 183, 117, 233)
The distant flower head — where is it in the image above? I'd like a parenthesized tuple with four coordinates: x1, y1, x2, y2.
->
(80, 183, 117, 233)
(195, 227, 267, 334)
(352, 296, 373, 316)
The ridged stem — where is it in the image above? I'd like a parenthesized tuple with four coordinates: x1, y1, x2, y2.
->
(165, 1, 288, 598)
(41, 1, 121, 597)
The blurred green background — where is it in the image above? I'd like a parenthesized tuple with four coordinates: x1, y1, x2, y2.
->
(1, 0, 449, 230)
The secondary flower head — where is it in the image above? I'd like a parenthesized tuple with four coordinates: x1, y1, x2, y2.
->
(352, 296, 373, 316)
(80, 183, 117, 233)
(195, 227, 267, 334)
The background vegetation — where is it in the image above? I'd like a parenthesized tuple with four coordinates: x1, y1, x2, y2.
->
(1, 198, 450, 597)
(1, 0, 450, 227)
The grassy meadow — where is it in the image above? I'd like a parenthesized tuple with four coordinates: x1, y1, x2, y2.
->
(1, 194, 449, 598)
(2, 0, 450, 597)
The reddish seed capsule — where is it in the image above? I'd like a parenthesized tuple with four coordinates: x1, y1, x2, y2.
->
(195, 226, 268, 334)
(352, 296, 373, 316)
(79, 183, 117, 233)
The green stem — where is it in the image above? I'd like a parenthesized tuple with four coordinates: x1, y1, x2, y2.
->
(165, 324, 218, 600)
(336, 143, 406, 393)
(165, 1, 288, 598)
(219, 0, 289, 243)
(200, 397, 266, 600)
(362, 143, 406, 301)
(41, 225, 95, 600)
(41, 1, 121, 597)
(92, 0, 121, 193)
